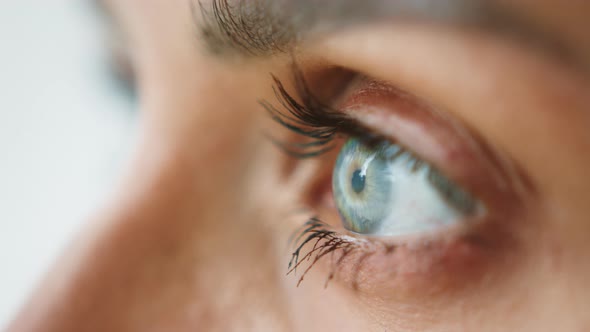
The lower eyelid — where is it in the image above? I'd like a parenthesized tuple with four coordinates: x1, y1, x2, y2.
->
(289, 213, 516, 300)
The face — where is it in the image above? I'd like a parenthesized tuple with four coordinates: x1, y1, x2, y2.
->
(9, 1, 590, 331)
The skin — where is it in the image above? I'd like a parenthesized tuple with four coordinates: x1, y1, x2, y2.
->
(8, 1, 590, 331)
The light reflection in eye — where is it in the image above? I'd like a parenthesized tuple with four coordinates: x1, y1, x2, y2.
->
(332, 137, 483, 236)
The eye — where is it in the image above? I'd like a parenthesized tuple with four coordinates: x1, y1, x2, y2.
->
(333, 137, 483, 237)
(268, 61, 528, 293)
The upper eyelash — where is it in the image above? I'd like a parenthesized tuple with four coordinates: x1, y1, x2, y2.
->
(260, 63, 367, 158)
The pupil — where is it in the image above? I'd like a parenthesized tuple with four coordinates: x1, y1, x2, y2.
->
(351, 169, 366, 193)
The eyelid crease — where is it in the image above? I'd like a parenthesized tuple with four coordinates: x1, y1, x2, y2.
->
(335, 74, 536, 207)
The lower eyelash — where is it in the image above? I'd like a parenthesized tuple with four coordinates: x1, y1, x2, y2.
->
(288, 217, 396, 289)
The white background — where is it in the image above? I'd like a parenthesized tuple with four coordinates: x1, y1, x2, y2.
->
(0, 1, 135, 327)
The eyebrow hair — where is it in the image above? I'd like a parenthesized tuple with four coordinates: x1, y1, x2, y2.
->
(195, 0, 482, 56)
(193, 0, 576, 62)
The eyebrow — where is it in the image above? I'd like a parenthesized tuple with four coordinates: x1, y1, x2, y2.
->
(194, 0, 575, 62)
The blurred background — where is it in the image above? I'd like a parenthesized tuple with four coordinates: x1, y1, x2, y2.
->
(0, 1, 136, 327)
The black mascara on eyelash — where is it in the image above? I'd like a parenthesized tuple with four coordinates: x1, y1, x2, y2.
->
(287, 217, 389, 289)
(259, 62, 370, 159)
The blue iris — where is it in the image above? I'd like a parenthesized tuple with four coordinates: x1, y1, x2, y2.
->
(332, 139, 398, 234)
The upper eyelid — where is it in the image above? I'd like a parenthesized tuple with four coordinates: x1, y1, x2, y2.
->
(262, 62, 447, 165)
